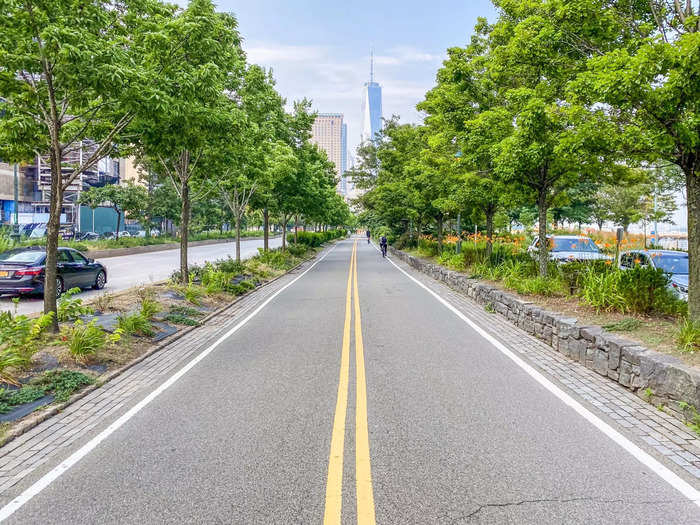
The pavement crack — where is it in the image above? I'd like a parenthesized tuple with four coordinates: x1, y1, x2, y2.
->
(450, 496, 644, 523)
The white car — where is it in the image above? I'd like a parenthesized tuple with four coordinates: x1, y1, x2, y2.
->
(528, 235, 612, 263)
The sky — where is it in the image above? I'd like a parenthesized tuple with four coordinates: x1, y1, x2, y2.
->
(218, 0, 498, 156)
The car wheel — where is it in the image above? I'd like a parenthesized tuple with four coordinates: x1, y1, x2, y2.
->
(55, 277, 64, 298)
(94, 270, 106, 290)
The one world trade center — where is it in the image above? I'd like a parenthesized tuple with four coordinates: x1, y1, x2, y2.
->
(361, 51, 383, 144)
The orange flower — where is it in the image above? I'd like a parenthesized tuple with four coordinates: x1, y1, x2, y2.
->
(604, 260, 612, 265)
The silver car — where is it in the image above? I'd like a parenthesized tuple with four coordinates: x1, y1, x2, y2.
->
(620, 250, 688, 300)
(528, 235, 612, 263)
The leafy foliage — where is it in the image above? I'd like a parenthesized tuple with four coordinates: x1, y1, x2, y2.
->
(57, 289, 94, 322)
(61, 320, 121, 361)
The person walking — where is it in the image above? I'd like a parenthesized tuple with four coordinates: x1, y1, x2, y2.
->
(365, 229, 371, 244)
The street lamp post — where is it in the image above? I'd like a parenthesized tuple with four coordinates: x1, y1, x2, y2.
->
(11, 163, 20, 242)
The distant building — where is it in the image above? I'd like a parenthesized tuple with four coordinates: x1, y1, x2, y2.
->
(361, 51, 383, 144)
(310, 113, 347, 196)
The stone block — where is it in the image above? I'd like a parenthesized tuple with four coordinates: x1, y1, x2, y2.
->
(639, 352, 700, 408)
(621, 345, 648, 367)
(580, 326, 603, 342)
(594, 348, 609, 376)
(556, 318, 579, 339)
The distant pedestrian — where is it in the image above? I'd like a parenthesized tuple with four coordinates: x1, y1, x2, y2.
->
(379, 235, 388, 257)
(366, 230, 371, 244)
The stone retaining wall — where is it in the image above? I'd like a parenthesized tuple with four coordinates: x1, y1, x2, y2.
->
(390, 247, 700, 419)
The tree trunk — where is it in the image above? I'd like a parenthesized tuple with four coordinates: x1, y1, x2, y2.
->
(43, 148, 63, 331)
(180, 180, 190, 284)
(294, 215, 299, 244)
(281, 216, 288, 251)
(537, 188, 549, 277)
(263, 207, 269, 252)
(235, 213, 242, 263)
(485, 206, 495, 261)
(687, 169, 699, 322)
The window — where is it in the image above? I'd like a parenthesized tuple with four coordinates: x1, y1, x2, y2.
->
(57, 250, 72, 263)
(620, 254, 634, 268)
(70, 251, 89, 264)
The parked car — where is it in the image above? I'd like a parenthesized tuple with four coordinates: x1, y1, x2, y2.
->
(134, 229, 160, 238)
(0, 247, 107, 298)
(101, 231, 130, 239)
(620, 250, 688, 300)
(76, 231, 100, 241)
(527, 235, 612, 263)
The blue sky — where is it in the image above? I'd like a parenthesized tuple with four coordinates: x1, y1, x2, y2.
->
(218, 0, 498, 155)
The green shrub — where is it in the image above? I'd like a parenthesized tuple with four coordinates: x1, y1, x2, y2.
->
(117, 312, 154, 337)
(618, 266, 678, 315)
(62, 320, 121, 361)
(32, 370, 94, 402)
(0, 228, 15, 253)
(0, 311, 54, 385)
(677, 318, 700, 353)
(169, 305, 205, 318)
(164, 313, 200, 326)
(57, 288, 93, 322)
(214, 257, 246, 274)
(0, 386, 46, 413)
(286, 243, 308, 257)
(580, 268, 627, 313)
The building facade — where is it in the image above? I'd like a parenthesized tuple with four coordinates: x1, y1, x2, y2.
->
(361, 54, 383, 144)
(310, 113, 348, 196)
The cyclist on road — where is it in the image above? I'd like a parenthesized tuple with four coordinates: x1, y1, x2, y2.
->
(379, 235, 388, 257)
(366, 229, 371, 244)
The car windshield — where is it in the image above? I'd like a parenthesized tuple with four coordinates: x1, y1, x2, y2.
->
(650, 253, 688, 274)
(552, 238, 599, 252)
(0, 250, 44, 264)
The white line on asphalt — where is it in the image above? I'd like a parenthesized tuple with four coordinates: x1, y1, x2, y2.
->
(375, 245, 700, 507)
(0, 242, 341, 522)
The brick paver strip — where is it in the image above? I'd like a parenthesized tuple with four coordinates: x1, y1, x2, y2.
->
(387, 254, 700, 483)
(0, 250, 319, 496)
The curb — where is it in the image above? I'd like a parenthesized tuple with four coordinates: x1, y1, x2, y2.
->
(86, 234, 281, 259)
(0, 244, 327, 448)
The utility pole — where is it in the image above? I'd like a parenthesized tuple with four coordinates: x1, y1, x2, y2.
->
(456, 212, 462, 254)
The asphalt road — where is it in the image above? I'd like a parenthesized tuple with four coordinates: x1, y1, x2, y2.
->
(0, 237, 282, 316)
(3, 238, 700, 523)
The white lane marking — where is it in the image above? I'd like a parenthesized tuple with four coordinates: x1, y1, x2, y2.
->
(378, 246, 700, 507)
(0, 243, 342, 522)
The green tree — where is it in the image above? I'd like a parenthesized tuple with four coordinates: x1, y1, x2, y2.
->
(0, 0, 173, 325)
(79, 182, 147, 239)
(566, 1, 700, 318)
(133, 0, 245, 283)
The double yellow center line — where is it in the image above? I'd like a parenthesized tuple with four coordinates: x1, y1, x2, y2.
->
(324, 240, 376, 524)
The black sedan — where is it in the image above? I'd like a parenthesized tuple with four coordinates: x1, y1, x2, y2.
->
(0, 247, 107, 298)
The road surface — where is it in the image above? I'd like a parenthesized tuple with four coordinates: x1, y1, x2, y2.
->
(0, 237, 282, 316)
(1, 238, 699, 523)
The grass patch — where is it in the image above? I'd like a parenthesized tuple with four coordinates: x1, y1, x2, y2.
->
(677, 318, 700, 353)
(603, 318, 643, 332)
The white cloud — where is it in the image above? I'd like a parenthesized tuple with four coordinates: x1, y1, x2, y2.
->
(245, 44, 327, 64)
(243, 41, 440, 152)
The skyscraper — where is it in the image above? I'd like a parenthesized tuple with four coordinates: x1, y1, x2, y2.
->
(361, 51, 383, 144)
(310, 113, 347, 195)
